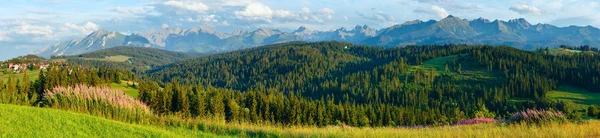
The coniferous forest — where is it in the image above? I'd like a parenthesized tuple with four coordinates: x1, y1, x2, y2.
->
(3, 41, 600, 137)
(137, 41, 598, 126)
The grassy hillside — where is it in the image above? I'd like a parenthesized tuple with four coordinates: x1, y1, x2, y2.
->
(542, 48, 597, 56)
(0, 104, 221, 138)
(81, 55, 132, 62)
(4, 103, 600, 137)
(549, 85, 600, 110)
(110, 81, 139, 97)
(0, 69, 40, 82)
(52, 46, 201, 71)
(214, 121, 600, 137)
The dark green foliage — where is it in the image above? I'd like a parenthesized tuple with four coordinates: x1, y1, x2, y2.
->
(588, 105, 600, 118)
(52, 46, 200, 72)
(6, 41, 600, 128)
(3, 55, 47, 64)
(1, 63, 136, 107)
(138, 41, 600, 127)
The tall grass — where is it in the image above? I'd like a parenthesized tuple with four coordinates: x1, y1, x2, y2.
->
(41, 85, 153, 123)
(453, 118, 498, 126)
(507, 109, 566, 125)
(148, 116, 600, 138)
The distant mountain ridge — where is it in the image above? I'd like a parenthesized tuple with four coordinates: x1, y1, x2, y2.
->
(32, 15, 600, 57)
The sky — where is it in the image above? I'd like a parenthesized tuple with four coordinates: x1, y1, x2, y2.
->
(1, 0, 599, 60)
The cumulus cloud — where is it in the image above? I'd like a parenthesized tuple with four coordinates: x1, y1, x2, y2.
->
(413, 5, 449, 19)
(319, 8, 335, 19)
(233, 2, 329, 23)
(357, 11, 394, 22)
(301, 7, 311, 14)
(2, 22, 58, 41)
(162, 23, 170, 29)
(163, 0, 209, 13)
(235, 2, 276, 20)
(62, 22, 99, 35)
(431, 5, 449, 18)
(221, 0, 255, 6)
(509, 5, 543, 15)
(12, 23, 54, 36)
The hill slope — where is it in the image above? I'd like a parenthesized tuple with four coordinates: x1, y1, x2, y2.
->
(52, 46, 200, 71)
(0, 104, 220, 137)
(144, 41, 600, 126)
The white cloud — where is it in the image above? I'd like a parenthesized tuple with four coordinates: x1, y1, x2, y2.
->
(319, 8, 335, 19)
(273, 10, 295, 18)
(509, 5, 543, 15)
(431, 5, 449, 18)
(112, 6, 146, 14)
(357, 11, 394, 22)
(220, 21, 230, 26)
(0, 32, 11, 42)
(413, 5, 449, 19)
(62, 22, 99, 35)
(204, 15, 217, 22)
(187, 15, 220, 23)
(301, 7, 311, 14)
(162, 23, 170, 29)
(12, 23, 54, 36)
(221, 0, 255, 6)
(164, 0, 209, 13)
(235, 3, 274, 19)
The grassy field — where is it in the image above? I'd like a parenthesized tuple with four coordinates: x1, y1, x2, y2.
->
(0, 69, 140, 97)
(0, 104, 222, 138)
(0, 69, 40, 82)
(110, 81, 139, 97)
(545, 48, 596, 56)
(173, 118, 600, 138)
(548, 85, 600, 110)
(81, 55, 132, 62)
(3, 103, 600, 138)
(413, 55, 504, 87)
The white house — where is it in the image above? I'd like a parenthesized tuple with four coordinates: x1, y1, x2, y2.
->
(13, 65, 19, 72)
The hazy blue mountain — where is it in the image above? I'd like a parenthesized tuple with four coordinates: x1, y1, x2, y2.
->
(33, 29, 128, 57)
(33, 15, 600, 57)
(363, 15, 600, 49)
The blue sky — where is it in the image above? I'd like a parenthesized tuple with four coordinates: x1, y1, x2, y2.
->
(1, 0, 599, 60)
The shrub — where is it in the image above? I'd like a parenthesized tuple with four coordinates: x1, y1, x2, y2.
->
(453, 118, 498, 126)
(588, 105, 600, 118)
(41, 85, 152, 123)
(507, 109, 566, 125)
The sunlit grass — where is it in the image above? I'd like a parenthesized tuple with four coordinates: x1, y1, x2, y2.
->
(110, 82, 139, 97)
(0, 104, 223, 138)
(548, 85, 600, 109)
(80, 55, 132, 62)
(0, 69, 40, 82)
(169, 118, 600, 138)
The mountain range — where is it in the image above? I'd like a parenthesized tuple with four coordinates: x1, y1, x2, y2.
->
(32, 15, 600, 57)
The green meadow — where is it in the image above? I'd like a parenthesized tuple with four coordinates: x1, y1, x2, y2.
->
(0, 104, 222, 138)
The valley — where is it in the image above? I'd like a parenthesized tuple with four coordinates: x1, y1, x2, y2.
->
(3, 42, 600, 137)
(3, 1, 600, 136)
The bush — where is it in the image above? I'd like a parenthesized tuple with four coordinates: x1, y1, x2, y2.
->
(587, 105, 600, 118)
(507, 109, 566, 125)
(453, 118, 498, 126)
(41, 85, 153, 123)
